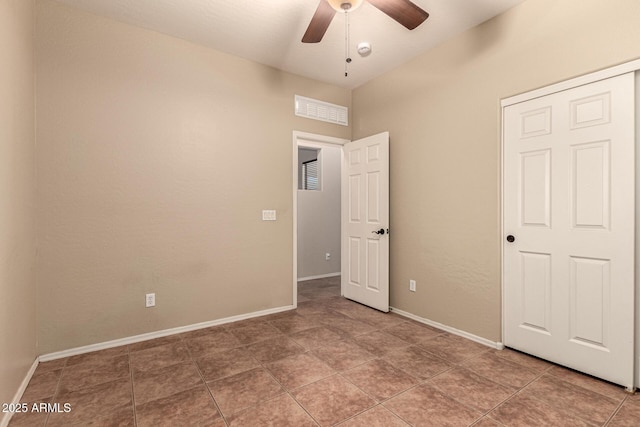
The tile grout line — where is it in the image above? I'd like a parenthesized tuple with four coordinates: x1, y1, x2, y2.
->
(182, 334, 229, 427)
(44, 356, 69, 427)
(127, 348, 138, 427)
(256, 362, 322, 426)
(599, 393, 628, 427)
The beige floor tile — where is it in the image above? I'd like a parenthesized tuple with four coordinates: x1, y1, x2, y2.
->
(47, 378, 133, 427)
(343, 359, 418, 402)
(292, 375, 375, 426)
(196, 346, 260, 382)
(6, 398, 52, 427)
(332, 304, 407, 329)
(289, 326, 348, 349)
(459, 351, 539, 388)
(521, 374, 621, 424)
(336, 405, 409, 426)
(127, 334, 182, 353)
(383, 383, 482, 426)
(312, 339, 376, 371)
(608, 400, 640, 426)
(351, 331, 411, 357)
(65, 346, 128, 367)
(227, 393, 318, 426)
(471, 417, 505, 427)
(382, 321, 444, 345)
(382, 345, 451, 381)
(129, 341, 190, 374)
(207, 367, 285, 416)
(491, 348, 552, 373)
(20, 369, 62, 402)
(546, 365, 629, 400)
(265, 352, 335, 390)
(226, 321, 284, 345)
(489, 392, 592, 427)
(325, 316, 378, 338)
(177, 324, 229, 340)
(429, 367, 515, 412)
(33, 358, 67, 374)
(57, 354, 129, 393)
(268, 314, 319, 334)
(136, 386, 221, 427)
(183, 329, 242, 358)
(417, 333, 490, 364)
(245, 336, 306, 363)
(132, 361, 203, 406)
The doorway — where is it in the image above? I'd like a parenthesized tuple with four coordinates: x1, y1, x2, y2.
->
(292, 132, 348, 307)
(292, 131, 391, 312)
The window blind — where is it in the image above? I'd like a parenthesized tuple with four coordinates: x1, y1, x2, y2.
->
(302, 159, 318, 190)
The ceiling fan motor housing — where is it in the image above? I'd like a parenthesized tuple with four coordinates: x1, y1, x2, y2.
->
(328, 0, 364, 12)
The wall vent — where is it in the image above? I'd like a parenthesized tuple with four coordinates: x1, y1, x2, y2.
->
(294, 95, 348, 126)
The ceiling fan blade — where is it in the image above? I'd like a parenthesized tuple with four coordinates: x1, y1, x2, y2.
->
(367, 0, 429, 30)
(302, 0, 336, 43)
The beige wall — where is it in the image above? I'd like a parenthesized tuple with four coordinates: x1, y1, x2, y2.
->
(352, 0, 640, 342)
(36, 0, 351, 354)
(0, 0, 37, 411)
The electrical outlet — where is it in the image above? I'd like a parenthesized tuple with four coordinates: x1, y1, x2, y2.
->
(325, 253, 331, 261)
(145, 293, 155, 308)
(409, 280, 416, 292)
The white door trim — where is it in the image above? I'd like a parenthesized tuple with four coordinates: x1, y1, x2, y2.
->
(292, 131, 349, 308)
(502, 58, 640, 107)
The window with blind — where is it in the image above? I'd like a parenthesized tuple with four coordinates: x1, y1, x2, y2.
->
(302, 159, 319, 190)
(298, 147, 321, 191)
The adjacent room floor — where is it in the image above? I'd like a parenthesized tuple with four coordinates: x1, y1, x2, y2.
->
(9, 276, 639, 426)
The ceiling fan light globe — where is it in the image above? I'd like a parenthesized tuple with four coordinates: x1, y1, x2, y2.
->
(327, 0, 364, 13)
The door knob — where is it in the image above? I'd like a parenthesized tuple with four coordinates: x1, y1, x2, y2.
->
(372, 228, 385, 235)
(506, 235, 515, 243)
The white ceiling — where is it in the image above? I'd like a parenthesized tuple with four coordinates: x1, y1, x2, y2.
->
(52, 0, 526, 88)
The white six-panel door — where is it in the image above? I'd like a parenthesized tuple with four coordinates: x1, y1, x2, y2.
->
(503, 73, 635, 388)
(342, 132, 390, 312)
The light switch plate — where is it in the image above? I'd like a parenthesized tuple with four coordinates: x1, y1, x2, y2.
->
(262, 210, 276, 221)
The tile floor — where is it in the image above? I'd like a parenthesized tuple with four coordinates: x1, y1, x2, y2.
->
(9, 276, 640, 426)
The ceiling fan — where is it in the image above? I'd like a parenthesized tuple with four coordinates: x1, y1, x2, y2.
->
(302, 0, 429, 43)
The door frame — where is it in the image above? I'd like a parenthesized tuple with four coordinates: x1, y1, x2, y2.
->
(292, 131, 349, 308)
(500, 58, 640, 389)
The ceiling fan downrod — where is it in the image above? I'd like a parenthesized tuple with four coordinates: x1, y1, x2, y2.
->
(344, 8, 351, 77)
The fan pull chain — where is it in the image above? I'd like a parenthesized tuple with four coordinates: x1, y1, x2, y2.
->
(344, 11, 351, 77)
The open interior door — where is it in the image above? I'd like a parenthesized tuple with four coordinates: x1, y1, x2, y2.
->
(341, 132, 389, 312)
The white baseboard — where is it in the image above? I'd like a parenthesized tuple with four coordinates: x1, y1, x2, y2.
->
(39, 305, 295, 362)
(1, 357, 39, 427)
(390, 307, 502, 350)
(297, 272, 340, 282)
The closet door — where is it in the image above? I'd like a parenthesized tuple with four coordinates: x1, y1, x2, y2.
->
(503, 72, 635, 389)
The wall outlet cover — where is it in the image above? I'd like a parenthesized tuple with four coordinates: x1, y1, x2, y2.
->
(145, 293, 156, 307)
